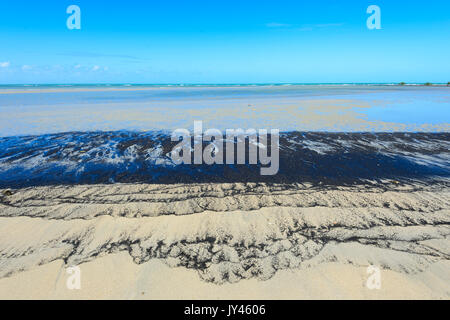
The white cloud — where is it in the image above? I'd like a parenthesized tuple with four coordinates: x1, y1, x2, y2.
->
(266, 22, 344, 31)
(266, 22, 291, 28)
(91, 65, 108, 72)
(315, 23, 344, 28)
(22, 65, 32, 71)
(74, 64, 82, 69)
(0, 61, 10, 68)
(298, 23, 344, 32)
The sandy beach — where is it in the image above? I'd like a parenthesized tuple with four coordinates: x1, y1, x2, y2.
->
(0, 180, 449, 299)
(2, 0, 450, 303)
(0, 87, 449, 300)
(0, 86, 449, 137)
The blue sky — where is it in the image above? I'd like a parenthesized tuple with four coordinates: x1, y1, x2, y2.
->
(0, 0, 449, 84)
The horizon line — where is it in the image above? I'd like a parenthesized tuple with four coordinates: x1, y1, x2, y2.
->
(0, 82, 449, 86)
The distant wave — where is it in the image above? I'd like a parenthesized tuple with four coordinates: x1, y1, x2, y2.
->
(2, 83, 447, 89)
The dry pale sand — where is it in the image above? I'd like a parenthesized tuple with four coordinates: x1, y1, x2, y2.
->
(1, 253, 449, 300)
(0, 182, 449, 300)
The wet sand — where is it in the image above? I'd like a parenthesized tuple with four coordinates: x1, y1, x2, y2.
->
(1, 132, 449, 188)
(1, 86, 449, 137)
(0, 129, 449, 299)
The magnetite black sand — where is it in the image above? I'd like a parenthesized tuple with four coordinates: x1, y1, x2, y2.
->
(0, 132, 449, 299)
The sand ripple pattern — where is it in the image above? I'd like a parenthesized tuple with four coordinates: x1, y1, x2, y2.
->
(0, 182, 449, 285)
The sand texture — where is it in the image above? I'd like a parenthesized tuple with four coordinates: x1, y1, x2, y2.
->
(0, 181, 449, 299)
